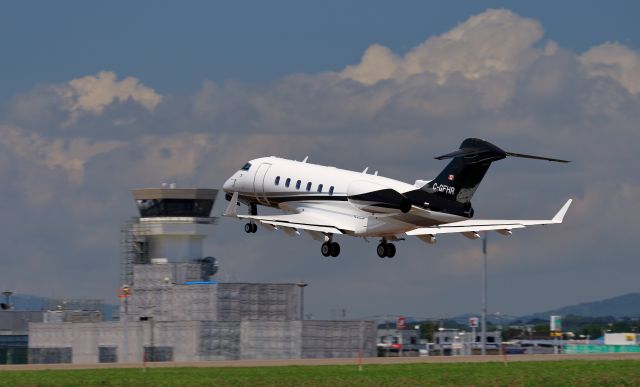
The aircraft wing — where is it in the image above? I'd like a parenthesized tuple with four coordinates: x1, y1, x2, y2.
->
(406, 199, 572, 236)
(237, 213, 344, 234)
(224, 192, 348, 238)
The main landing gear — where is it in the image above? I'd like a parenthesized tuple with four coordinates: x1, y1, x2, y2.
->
(320, 234, 341, 258)
(321, 240, 340, 257)
(377, 240, 396, 258)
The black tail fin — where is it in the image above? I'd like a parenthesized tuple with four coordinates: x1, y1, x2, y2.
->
(425, 138, 569, 205)
(425, 138, 507, 205)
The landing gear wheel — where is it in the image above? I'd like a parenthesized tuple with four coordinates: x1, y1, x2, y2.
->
(377, 243, 387, 258)
(386, 243, 396, 258)
(245, 223, 257, 233)
(330, 242, 340, 257)
(321, 242, 331, 257)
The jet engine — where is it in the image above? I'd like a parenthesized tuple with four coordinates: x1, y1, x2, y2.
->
(347, 181, 412, 214)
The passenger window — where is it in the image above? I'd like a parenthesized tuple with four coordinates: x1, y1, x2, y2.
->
(329, 186, 334, 195)
(241, 163, 252, 171)
(306, 182, 312, 192)
(295, 180, 301, 190)
(317, 184, 323, 193)
(285, 178, 291, 188)
(275, 176, 280, 186)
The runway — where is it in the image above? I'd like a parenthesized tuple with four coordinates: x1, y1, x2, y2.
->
(2, 353, 640, 371)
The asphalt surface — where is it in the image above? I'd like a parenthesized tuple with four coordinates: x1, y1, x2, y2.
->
(2, 353, 640, 371)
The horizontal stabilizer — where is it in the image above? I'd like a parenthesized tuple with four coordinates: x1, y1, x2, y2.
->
(434, 139, 570, 163)
(505, 152, 570, 163)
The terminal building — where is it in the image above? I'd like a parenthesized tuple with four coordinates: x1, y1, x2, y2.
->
(27, 187, 376, 364)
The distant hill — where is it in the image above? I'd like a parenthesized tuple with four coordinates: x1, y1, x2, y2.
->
(5, 293, 50, 311)
(519, 292, 640, 321)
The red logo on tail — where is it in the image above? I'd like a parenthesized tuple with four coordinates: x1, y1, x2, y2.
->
(448, 174, 455, 181)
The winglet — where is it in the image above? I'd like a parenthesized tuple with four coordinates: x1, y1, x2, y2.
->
(552, 199, 572, 223)
(224, 192, 239, 217)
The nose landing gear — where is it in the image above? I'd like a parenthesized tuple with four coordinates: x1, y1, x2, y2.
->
(244, 222, 257, 233)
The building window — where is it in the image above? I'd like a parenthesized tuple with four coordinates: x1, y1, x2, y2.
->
(329, 186, 334, 195)
(99, 346, 117, 363)
(275, 176, 280, 186)
(317, 184, 323, 193)
(144, 347, 173, 362)
(285, 178, 291, 188)
(306, 182, 312, 192)
(296, 180, 301, 189)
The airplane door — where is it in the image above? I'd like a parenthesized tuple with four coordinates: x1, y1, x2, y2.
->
(253, 163, 272, 205)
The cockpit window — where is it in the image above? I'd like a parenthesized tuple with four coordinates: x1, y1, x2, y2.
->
(241, 163, 252, 171)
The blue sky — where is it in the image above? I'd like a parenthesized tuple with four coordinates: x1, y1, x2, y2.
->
(1, 2, 639, 319)
(2, 1, 638, 100)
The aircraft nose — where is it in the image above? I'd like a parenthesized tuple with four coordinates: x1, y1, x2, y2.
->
(223, 177, 234, 192)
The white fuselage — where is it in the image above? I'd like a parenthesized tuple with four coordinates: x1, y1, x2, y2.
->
(222, 157, 465, 237)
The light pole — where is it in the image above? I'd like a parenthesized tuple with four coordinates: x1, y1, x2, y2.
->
(481, 233, 488, 356)
(119, 285, 131, 363)
(296, 281, 308, 320)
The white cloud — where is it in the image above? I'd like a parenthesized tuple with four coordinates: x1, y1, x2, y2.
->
(133, 133, 216, 180)
(341, 9, 543, 85)
(340, 44, 402, 85)
(0, 124, 125, 184)
(57, 71, 162, 125)
(580, 42, 640, 94)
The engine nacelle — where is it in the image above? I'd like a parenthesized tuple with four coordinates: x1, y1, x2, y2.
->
(347, 181, 412, 214)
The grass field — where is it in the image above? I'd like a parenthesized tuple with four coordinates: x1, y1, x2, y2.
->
(2, 360, 640, 386)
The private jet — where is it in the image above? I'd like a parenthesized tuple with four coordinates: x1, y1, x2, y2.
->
(223, 138, 571, 258)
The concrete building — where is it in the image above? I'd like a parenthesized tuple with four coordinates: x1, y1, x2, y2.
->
(28, 187, 376, 364)
(377, 328, 422, 356)
(433, 329, 502, 356)
(0, 310, 43, 364)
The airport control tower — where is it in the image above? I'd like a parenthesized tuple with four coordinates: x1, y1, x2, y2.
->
(121, 186, 219, 290)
